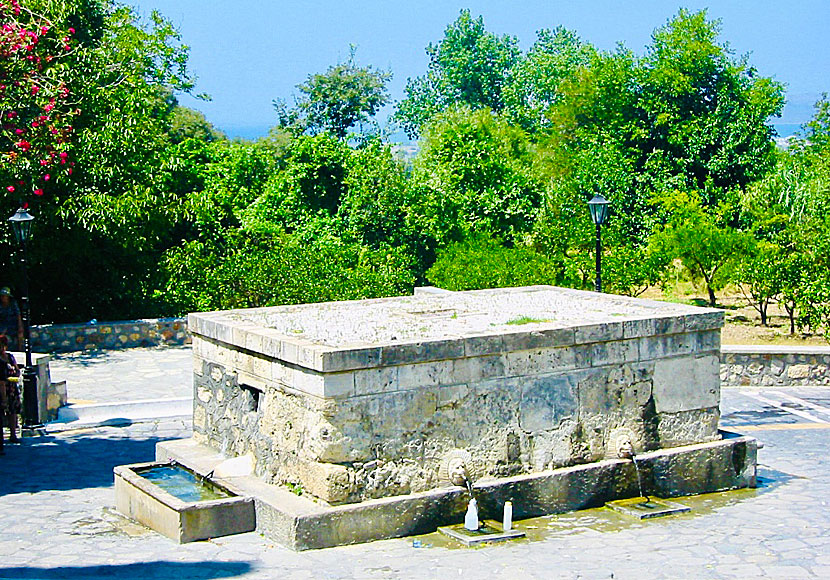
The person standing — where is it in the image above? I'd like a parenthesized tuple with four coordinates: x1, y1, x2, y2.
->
(0, 287, 24, 352)
(0, 335, 21, 443)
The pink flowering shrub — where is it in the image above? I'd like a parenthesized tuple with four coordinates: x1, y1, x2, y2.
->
(1, 0, 77, 198)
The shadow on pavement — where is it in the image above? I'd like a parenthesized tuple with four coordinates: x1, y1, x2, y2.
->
(0, 431, 172, 496)
(720, 408, 797, 427)
(756, 465, 801, 491)
(0, 560, 253, 579)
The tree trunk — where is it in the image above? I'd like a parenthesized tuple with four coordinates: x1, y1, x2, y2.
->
(785, 302, 796, 335)
(700, 267, 717, 307)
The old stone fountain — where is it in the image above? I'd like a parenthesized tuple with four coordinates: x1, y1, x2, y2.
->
(125, 285, 756, 549)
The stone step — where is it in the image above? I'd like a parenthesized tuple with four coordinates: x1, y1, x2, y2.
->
(51, 396, 192, 427)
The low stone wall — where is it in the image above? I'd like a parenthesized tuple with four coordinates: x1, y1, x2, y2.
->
(720, 345, 830, 386)
(31, 318, 189, 353)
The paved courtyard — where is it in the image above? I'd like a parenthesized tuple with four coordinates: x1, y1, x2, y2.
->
(2, 346, 830, 579)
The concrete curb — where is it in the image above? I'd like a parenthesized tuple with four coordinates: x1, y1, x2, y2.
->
(50, 397, 192, 430)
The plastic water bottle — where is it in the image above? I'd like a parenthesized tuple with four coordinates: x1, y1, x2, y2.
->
(503, 501, 513, 531)
(464, 498, 479, 531)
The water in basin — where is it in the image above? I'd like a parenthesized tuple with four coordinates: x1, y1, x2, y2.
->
(136, 465, 232, 502)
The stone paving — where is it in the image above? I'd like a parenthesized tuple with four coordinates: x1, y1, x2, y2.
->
(2, 346, 830, 579)
(48, 346, 193, 404)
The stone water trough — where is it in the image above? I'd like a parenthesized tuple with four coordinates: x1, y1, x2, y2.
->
(139, 286, 755, 549)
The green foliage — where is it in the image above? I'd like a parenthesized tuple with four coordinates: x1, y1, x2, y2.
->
(338, 139, 417, 251)
(411, 106, 542, 246)
(736, 241, 784, 326)
(650, 190, 751, 306)
(275, 47, 390, 140)
(602, 245, 671, 297)
(0, 5, 815, 339)
(242, 133, 351, 233)
(426, 235, 560, 291)
(168, 105, 225, 144)
(503, 27, 595, 133)
(157, 234, 414, 315)
(639, 9, 784, 199)
(394, 10, 520, 138)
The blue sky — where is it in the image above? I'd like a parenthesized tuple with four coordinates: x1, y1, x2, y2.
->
(129, 1, 830, 139)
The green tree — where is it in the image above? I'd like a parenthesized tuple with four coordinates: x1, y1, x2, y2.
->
(502, 27, 595, 133)
(639, 9, 784, 201)
(650, 190, 751, 306)
(426, 235, 559, 291)
(736, 241, 783, 326)
(168, 104, 225, 144)
(0, 0, 203, 322)
(410, 106, 542, 247)
(275, 47, 391, 140)
(394, 10, 519, 138)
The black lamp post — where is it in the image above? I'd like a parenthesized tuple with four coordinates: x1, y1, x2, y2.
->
(587, 194, 610, 293)
(8, 206, 40, 428)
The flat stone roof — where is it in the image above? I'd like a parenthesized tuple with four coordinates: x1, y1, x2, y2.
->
(188, 286, 723, 372)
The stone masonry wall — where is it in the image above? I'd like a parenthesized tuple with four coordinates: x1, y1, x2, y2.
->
(720, 346, 830, 386)
(31, 318, 189, 353)
(191, 320, 723, 506)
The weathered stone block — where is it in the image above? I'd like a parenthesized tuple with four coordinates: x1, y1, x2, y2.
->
(574, 322, 623, 344)
(505, 347, 576, 376)
(589, 339, 639, 367)
(652, 355, 719, 413)
(788, 364, 810, 379)
(502, 327, 575, 351)
(518, 374, 579, 433)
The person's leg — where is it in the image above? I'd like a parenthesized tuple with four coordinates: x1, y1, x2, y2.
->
(0, 380, 7, 449)
(8, 413, 17, 442)
(8, 382, 19, 442)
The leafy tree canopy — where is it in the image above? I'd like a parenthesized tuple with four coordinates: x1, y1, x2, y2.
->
(394, 10, 519, 138)
(275, 46, 391, 140)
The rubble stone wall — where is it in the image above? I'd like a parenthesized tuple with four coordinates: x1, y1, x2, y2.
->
(31, 318, 189, 353)
(720, 346, 830, 386)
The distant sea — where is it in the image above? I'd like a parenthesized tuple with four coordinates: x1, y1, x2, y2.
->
(222, 123, 806, 142)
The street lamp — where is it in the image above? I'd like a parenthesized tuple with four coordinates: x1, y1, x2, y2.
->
(8, 206, 40, 428)
(587, 194, 610, 293)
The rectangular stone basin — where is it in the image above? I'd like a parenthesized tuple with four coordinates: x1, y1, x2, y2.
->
(114, 462, 255, 543)
(188, 285, 725, 506)
(157, 432, 757, 550)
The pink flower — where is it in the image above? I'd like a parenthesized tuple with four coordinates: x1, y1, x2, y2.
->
(34, 189, 44, 196)
(15, 140, 30, 151)
(68, 28, 75, 35)
(43, 174, 50, 181)
(6, 186, 14, 193)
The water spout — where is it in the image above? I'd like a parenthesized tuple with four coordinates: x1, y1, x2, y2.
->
(616, 437, 648, 501)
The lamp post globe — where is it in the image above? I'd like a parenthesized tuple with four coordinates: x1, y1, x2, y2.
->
(587, 194, 610, 293)
(8, 207, 34, 244)
(8, 206, 40, 429)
